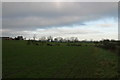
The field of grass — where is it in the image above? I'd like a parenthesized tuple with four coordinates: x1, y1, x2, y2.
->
(2, 40, 118, 78)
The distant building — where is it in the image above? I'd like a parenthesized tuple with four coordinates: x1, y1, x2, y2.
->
(0, 37, 13, 40)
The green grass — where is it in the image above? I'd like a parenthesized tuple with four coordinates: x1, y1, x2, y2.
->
(2, 40, 118, 78)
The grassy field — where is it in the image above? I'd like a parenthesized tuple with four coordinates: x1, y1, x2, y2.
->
(2, 40, 118, 78)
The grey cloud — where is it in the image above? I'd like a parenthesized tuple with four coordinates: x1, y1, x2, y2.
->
(3, 2, 117, 17)
(2, 26, 102, 38)
(2, 2, 118, 40)
(3, 2, 118, 30)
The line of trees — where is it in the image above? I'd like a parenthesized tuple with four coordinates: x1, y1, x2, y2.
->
(25, 35, 120, 54)
(38, 36, 79, 42)
(6, 35, 120, 53)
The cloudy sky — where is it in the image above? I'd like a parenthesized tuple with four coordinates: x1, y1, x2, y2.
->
(2, 2, 118, 40)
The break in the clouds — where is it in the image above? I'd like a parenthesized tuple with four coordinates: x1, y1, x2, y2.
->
(2, 2, 118, 40)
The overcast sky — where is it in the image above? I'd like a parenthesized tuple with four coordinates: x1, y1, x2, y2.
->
(2, 2, 118, 40)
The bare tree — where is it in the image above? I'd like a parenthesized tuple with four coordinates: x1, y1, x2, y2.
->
(54, 38, 58, 42)
(74, 37, 79, 42)
(54, 37, 63, 42)
(70, 37, 77, 42)
(33, 34, 36, 41)
(39, 36, 47, 42)
(47, 36, 53, 42)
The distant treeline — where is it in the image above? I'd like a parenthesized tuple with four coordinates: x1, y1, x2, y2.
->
(2, 36, 120, 54)
(26, 38, 120, 54)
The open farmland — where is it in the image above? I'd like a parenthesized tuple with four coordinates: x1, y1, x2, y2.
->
(2, 40, 118, 78)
